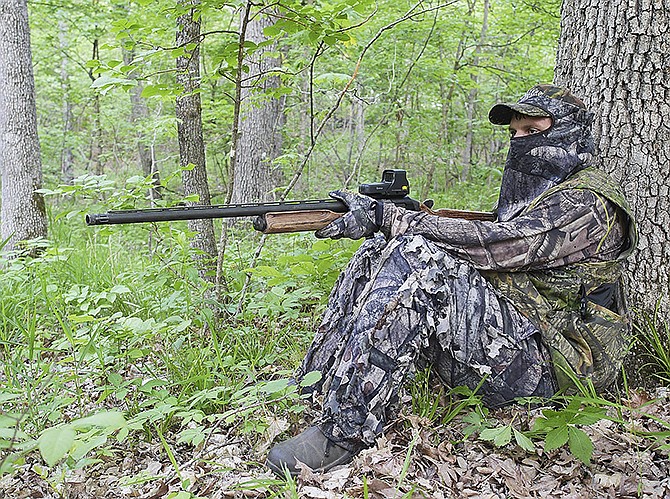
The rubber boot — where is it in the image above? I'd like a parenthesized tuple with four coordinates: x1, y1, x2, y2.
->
(266, 426, 356, 476)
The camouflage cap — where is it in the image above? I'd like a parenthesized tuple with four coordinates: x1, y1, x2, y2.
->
(489, 84, 586, 125)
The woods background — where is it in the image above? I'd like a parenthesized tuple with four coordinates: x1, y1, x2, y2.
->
(4, 0, 668, 316)
(1, 0, 669, 496)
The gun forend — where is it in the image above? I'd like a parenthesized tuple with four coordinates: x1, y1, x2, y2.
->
(253, 210, 343, 233)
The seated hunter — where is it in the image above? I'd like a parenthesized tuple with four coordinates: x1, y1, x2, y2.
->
(266, 84, 637, 476)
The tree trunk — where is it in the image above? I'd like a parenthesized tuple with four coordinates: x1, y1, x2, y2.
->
(555, 0, 670, 319)
(0, 0, 47, 254)
(59, 18, 74, 185)
(420, 30, 466, 200)
(230, 9, 285, 204)
(89, 39, 103, 175)
(176, 0, 217, 275)
(347, 88, 366, 184)
(460, 0, 489, 182)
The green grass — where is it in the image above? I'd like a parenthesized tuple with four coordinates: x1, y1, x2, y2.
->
(632, 310, 670, 386)
(0, 203, 356, 476)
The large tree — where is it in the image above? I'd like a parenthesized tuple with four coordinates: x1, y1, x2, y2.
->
(230, 6, 285, 204)
(0, 0, 47, 253)
(554, 0, 670, 319)
(176, 0, 217, 274)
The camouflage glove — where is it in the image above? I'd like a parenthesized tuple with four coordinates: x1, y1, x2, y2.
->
(315, 190, 381, 240)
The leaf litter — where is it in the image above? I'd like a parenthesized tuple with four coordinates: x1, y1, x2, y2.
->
(1, 388, 669, 498)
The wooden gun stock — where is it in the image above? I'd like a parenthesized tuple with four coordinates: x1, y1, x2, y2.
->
(254, 210, 343, 234)
(255, 206, 495, 234)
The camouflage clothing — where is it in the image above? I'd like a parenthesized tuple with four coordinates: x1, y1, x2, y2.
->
(293, 85, 635, 453)
(297, 234, 557, 450)
(491, 84, 596, 221)
(296, 166, 633, 450)
(483, 167, 637, 389)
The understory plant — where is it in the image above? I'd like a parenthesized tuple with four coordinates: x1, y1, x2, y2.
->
(464, 386, 670, 468)
(632, 309, 670, 386)
(0, 187, 353, 482)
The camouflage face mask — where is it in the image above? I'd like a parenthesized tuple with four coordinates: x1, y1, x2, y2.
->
(494, 87, 595, 222)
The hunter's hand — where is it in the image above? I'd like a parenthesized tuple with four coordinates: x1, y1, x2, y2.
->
(315, 190, 381, 240)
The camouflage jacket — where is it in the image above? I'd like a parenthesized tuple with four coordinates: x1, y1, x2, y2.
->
(485, 168, 636, 389)
(381, 167, 637, 390)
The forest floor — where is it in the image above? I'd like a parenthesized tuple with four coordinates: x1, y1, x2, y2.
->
(1, 385, 669, 499)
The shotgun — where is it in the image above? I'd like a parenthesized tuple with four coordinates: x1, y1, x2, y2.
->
(85, 170, 494, 233)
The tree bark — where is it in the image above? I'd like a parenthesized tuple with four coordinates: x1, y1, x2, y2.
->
(230, 9, 285, 204)
(176, 0, 217, 274)
(555, 0, 670, 319)
(460, 0, 488, 182)
(0, 0, 47, 253)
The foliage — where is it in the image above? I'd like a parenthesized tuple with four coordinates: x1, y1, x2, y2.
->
(29, 0, 560, 202)
(0, 199, 343, 480)
(409, 371, 664, 468)
(463, 390, 670, 470)
(632, 310, 670, 386)
(463, 400, 598, 466)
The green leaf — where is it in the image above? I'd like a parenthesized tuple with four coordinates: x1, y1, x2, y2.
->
(571, 406, 607, 426)
(251, 266, 283, 278)
(167, 492, 193, 499)
(513, 428, 536, 452)
(0, 427, 28, 440)
(299, 370, 322, 387)
(480, 425, 512, 447)
(314, 72, 352, 87)
(538, 408, 570, 424)
(140, 379, 168, 392)
(308, 30, 321, 43)
(544, 425, 569, 452)
(141, 84, 175, 98)
(108, 372, 123, 386)
(70, 435, 108, 461)
(38, 426, 76, 466)
(263, 25, 281, 37)
(0, 393, 21, 403)
(259, 379, 290, 394)
(91, 74, 135, 90)
(568, 426, 593, 465)
(70, 411, 126, 431)
(177, 427, 206, 447)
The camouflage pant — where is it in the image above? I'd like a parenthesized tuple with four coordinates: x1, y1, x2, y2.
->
(296, 235, 557, 450)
